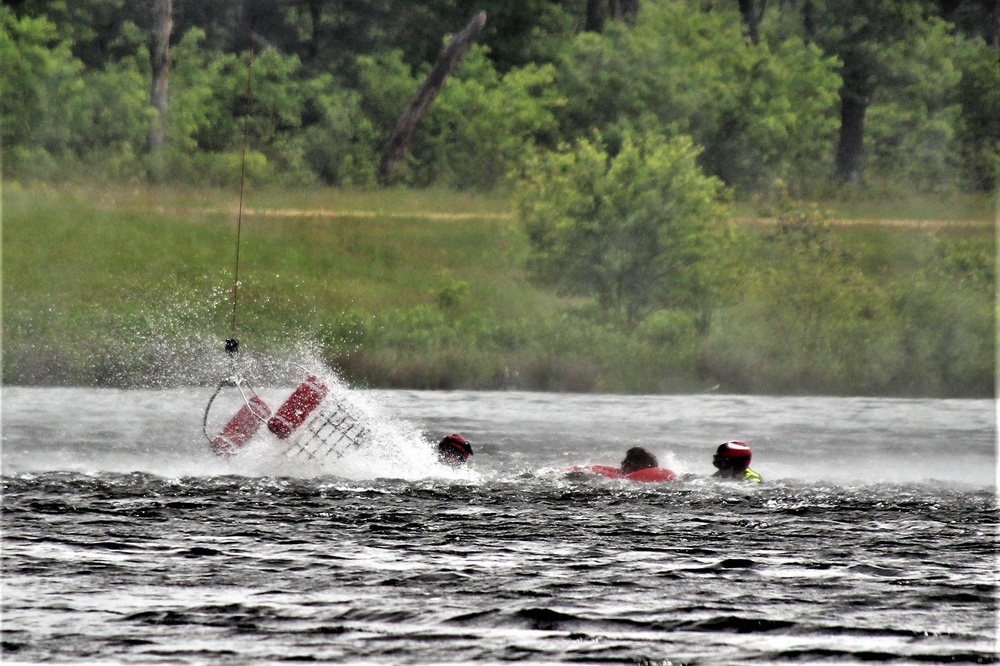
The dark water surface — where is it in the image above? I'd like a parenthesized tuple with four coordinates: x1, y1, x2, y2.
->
(2, 386, 997, 664)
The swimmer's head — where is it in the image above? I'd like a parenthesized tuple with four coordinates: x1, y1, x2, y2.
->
(713, 441, 752, 470)
(620, 446, 657, 474)
(438, 434, 473, 465)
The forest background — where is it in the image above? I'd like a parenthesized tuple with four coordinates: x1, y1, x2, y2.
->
(2, 0, 997, 397)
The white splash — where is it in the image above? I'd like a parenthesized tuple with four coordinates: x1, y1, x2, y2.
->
(213, 357, 479, 482)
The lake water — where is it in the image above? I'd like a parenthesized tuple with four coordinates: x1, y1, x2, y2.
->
(2, 377, 997, 663)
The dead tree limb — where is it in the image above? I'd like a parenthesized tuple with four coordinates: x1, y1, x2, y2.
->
(378, 11, 486, 184)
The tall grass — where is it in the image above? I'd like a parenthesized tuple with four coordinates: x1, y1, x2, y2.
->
(3, 183, 994, 396)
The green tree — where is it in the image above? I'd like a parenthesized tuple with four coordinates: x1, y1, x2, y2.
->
(1, 7, 154, 181)
(516, 130, 730, 326)
(357, 45, 562, 189)
(296, 81, 379, 187)
(8, 0, 131, 68)
(955, 43, 1000, 191)
(763, 0, 997, 191)
(790, 0, 938, 185)
(416, 45, 562, 189)
(551, 2, 841, 194)
(162, 30, 347, 185)
(860, 16, 978, 191)
(72, 57, 156, 180)
(0, 7, 83, 177)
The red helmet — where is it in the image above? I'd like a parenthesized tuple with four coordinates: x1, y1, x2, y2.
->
(438, 434, 473, 464)
(714, 441, 751, 468)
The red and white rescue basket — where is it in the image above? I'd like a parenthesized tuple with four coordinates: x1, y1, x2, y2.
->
(207, 371, 369, 462)
(210, 395, 271, 456)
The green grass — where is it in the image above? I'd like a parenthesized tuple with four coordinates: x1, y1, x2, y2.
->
(33, 182, 515, 218)
(3, 182, 994, 395)
(5, 183, 527, 309)
(2, 183, 564, 387)
(735, 190, 997, 223)
(820, 191, 996, 222)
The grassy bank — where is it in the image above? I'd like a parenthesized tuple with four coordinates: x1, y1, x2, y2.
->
(3, 183, 995, 396)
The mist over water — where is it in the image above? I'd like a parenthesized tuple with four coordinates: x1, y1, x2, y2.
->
(2, 355, 996, 663)
(3, 369, 993, 487)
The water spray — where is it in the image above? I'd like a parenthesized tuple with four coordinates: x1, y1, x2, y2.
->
(202, 47, 268, 454)
(201, 46, 370, 466)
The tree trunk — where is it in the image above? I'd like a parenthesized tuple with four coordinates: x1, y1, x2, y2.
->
(585, 0, 606, 32)
(835, 89, 867, 185)
(610, 0, 641, 23)
(992, 0, 1000, 48)
(147, 0, 172, 153)
(802, 0, 817, 42)
(625, 0, 641, 21)
(378, 11, 486, 184)
(307, 0, 322, 60)
(588, 0, 640, 32)
(738, 0, 761, 44)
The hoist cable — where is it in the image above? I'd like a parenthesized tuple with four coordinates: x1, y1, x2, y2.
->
(229, 48, 255, 337)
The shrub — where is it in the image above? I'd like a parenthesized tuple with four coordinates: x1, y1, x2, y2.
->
(516, 129, 730, 325)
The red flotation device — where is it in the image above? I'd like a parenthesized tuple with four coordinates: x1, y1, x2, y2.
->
(211, 396, 271, 456)
(571, 464, 677, 483)
(267, 374, 328, 439)
(623, 467, 677, 482)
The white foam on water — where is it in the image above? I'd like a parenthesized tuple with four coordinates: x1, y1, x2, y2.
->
(3, 360, 993, 488)
(213, 358, 480, 482)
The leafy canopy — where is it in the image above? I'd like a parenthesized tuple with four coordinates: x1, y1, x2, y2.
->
(552, 2, 841, 194)
(516, 129, 731, 325)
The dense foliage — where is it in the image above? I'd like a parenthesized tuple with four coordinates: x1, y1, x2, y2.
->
(517, 130, 730, 325)
(3, 186, 993, 396)
(702, 204, 994, 395)
(2, 1, 995, 396)
(2, 0, 997, 194)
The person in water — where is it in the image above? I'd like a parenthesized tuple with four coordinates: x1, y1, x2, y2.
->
(620, 446, 658, 475)
(438, 433, 473, 465)
(712, 441, 761, 482)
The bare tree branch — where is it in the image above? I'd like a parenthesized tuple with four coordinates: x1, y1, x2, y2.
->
(378, 11, 487, 184)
